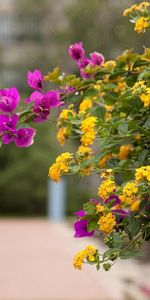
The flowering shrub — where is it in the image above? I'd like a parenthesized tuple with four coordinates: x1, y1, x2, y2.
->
(0, 1, 150, 271)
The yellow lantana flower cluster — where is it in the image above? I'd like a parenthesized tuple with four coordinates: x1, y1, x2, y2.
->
(119, 144, 132, 160)
(96, 203, 104, 213)
(123, 2, 150, 16)
(79, 98, 93, 114)
(120, 181, 139, 209)
(131, 81, 150, 107)
(98, 212, 116, 234)
(140, 88, 150, 107)
(99, 153, 112, 168)
(76, 145, 93, 176)
(58, 108, 76, 122)
(57, 127, 68, 146)
(48, 152, 73, 182)
(131, 80, 147, 94)
(80, 116, 97, 146)
(135, 166, 150, 182)
(73, 245, 96, 270)
(135, 17, 149, 33)
(123, 2, 150, 33)
(98, 178, 116, 200)
(76, 145, 93, 159)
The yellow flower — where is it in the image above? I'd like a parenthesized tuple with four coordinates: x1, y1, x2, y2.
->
(73, 245, 96, 270)
(130, 200, 141, 212)
(135, 166, 150, 182)
(135, 134, 141, 142)
(119, 144, 132, 160)
(96, 203, 104, 213)
(58, 108, 75, 122)
(116, 81, 127, 92)
(99, 153, 112, 168)
(48, 152, 73, 182)
(120, 194, 133, 205)
(140, 88, 150, 107)
(131, 80, 146, 94)
(48, 164, 61, 182)
(101, 169, 113, 179)
(119, 181, 139, 207)
(77, 145, 93, 159)
(73, 250, 86, 270)
(80, 116, 97, 146)
(57, 127, 68, 146)
(134, 17, 149, 33)
(104, 105, 113, 120)
(79, 98, 93, 113)
(103, 60, 116, 70)
(123, 181, 138, 196)
(98, 212, 116, 234)
(94, 84, 101, 91)
(98, 178, 116, 200)
(123, 4, 138, 16)
(138, 2, 150, 10)
(79, 166, 93, 176)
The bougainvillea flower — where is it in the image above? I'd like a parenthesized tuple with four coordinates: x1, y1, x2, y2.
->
(105, 195, 121, 206)
(112, 209, 128, 223)
(90, 52, 105, 66)
(60, 85, 76, 95)
(68, 42, 85, 61)
(74, 210, 85, 218)
(89, 198, 99, 204)
(0, 114, 19, 145)
(26, 90, 62, 122)
(45, 90, 62, 108)
(77, 57, 90, 69)
(0, 87, 20, 113)
(27, 69, 44, 90)
(0, 114, 18, 132)
(14, 127, 36, 147)
(74, 219, 94, 237)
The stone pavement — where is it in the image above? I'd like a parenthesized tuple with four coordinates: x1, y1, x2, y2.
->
(0, 219, 149, 300)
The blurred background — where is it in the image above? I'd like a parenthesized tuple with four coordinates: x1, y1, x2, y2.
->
(0, 1, 149, 300)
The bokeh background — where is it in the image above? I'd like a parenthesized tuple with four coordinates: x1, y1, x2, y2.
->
(0, 1, 149, 300)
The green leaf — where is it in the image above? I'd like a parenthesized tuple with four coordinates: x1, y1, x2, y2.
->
(87, 217, 99, 231)
(94, 106, 106, 120)
(83, 202, 96, 215)
(123, 215, 141, 238)
(120, 249, 142, 259)
(144, 117, 150, 130)
(107, 233, 122, 249)
(106, 158, 120, 168)
(118, 123, 128, 135)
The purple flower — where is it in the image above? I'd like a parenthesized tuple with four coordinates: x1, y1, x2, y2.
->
(68, 42, 85, 61)
(89, 198, 99, 204)
(74, 210, 85, 218)
(45, 90, 62, 108)
(112, 209, 129, 223)
(26, 90, 62, 123)
(105, 195, 121, 206)
(90, 52, 105, 66)
(60, 85, 76, 95)
(0, 114, 18, 132)
(0, 114, 18, 145)
(0, 87, 20, 113)
(74, 219, 94, 238)
(27, 69, 44, 90)
(14, 127, 36, 147)
(77, 57, 90, 69)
